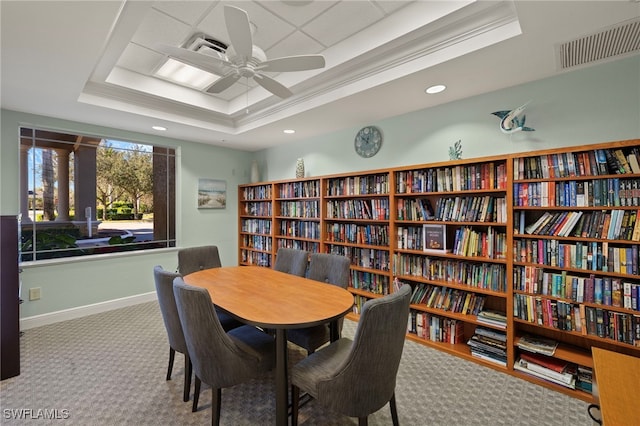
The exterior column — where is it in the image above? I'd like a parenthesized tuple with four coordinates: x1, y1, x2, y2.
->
(19, 145, 31, 223)
(55, 149, 70, 221)
(73, 145, 98, 236)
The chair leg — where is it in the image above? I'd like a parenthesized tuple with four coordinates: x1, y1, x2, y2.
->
(183, 353, 192, 402)
(358, 417, 368, 426)
(166, 347, 175, 380)
(389, 393, 399, 426)
(192, 376, 201, 412)
(291, 385, 300, 426)
(211, 388, 221, 426)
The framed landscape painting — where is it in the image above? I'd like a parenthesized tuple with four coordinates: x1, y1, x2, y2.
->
(198, 179, 226, 209)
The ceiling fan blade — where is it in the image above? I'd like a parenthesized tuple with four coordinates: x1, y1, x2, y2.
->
(206, 73, 241, 94)
(258, 55, 326, 72)
(253, 74, 293, 99)
(224, 5, 253, 60)
(155, 44, 232, 75)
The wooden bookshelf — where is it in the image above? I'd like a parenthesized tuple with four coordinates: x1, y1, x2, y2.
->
(237, 139, 640, 403)
(511, 139, 640, 401)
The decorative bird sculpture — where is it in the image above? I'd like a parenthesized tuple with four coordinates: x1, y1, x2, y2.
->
(492, 102, 535, 134)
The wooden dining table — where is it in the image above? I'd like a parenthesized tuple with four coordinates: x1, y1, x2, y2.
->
(183, 265, 354, 426)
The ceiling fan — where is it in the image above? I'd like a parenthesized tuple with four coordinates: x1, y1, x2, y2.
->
(155, 5, 326, 98)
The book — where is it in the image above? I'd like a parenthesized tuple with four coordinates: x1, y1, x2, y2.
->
(519, 351, 570, 374)
(515, 357, 576, 387)
(423, 223, 449, 252)
(517, 334, 559, 356)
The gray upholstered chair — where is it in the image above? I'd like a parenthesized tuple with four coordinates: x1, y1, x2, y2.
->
(290, 284, 412, 426)
(177, 245, 243, 337)
(173, 278, 276, 426)
(153, 265, 192, 402)
(287, 253, 351, 354)
(177, 245, 222, 275)
(273, 247, 308, 277)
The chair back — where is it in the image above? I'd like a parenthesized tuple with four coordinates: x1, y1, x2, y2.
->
(307, 253, 350, 288)
(153, 265, 187, 354)
(318, 284, 411, 417)
(172, 278, 262, 388)
(273, 248, 308, 277)
(177, 245, 222, 275)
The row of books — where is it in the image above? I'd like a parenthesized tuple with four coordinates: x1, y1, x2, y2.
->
(514, 266, 640, 309)
(244, 201, 272, 216)
(406, 282, 486, 315)
(240, 250, 271, 267)
(325, 199, 390, 220)
(514, 266, 640, 311)
(514, 294, 640, 345)
(513, 239, 639, 275)
(518, 209, 640, 241)
(349, 270, 390, 295)
(514, 178, 639, 208)
(393, 254, 507, 292)
(325, 223, 389, 246)
(276, 239, 319, 253)
(395, 198, 435, 221)
(514, 295, 581, 332)
(279, 220, 320, 239)
(467, 326, 507, 366)
(242, 235, 271, 251)
(277, 180, 320, 198)
(452, 226, 507, 259)
(396, 226, 424, 250)
(434, 195, 506, 223)
(326, 245, 390, 271)
(408, 310, 465, 344)
(326, 174, 389, 196)
(241, 218, 271, 234)
(396, 161, 507, 193)
(242, 184, 271, 200)
(278, 200, 319, 218)
(514, 147, 640, 180)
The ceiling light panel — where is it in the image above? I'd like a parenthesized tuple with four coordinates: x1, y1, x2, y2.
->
(156, 59, 219, 90)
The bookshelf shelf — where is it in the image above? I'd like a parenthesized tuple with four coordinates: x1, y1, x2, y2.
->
(238, 139, 639, 404)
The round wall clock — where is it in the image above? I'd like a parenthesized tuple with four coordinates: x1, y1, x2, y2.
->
(354, 126, 382, 158)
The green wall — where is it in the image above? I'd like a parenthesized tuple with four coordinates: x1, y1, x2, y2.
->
(0, 110, 253, 318)
(256, 55, 640, 180)
(1, 55, 638, 321)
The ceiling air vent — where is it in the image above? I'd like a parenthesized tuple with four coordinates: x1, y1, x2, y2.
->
(557, 17, 640, 70)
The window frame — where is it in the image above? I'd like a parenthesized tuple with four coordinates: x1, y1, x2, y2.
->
(18, 125, 176, 264)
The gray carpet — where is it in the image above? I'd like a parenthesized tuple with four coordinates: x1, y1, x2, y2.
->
(0, 301, 595, 425)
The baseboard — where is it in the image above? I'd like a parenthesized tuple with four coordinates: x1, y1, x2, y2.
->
(20, 292, 158, 330)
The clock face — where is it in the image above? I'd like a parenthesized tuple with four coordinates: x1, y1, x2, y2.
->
(354, 126, 382, 158)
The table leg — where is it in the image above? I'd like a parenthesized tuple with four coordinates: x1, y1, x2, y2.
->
(329, 320, 339, 342)
(275, 329, 288, 426)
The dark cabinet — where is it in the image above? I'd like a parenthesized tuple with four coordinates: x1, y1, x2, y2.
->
(1, 215, 20, 380)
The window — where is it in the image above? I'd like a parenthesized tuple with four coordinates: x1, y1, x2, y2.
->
(19, 127, 176, 261)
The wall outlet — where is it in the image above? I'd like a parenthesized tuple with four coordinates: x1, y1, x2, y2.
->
(29, 287, 41, 301)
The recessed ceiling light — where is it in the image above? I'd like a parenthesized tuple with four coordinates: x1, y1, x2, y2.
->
(283, 129, 295, 134)
(425, 84, 446, 94)
(152, 126, 167, 131)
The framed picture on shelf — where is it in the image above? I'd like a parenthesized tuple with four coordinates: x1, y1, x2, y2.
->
(198, 178, 227, 209)
(423, 224, 449, 252)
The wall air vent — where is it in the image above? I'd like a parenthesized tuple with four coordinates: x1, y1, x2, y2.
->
(557, 17, 640, 70)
